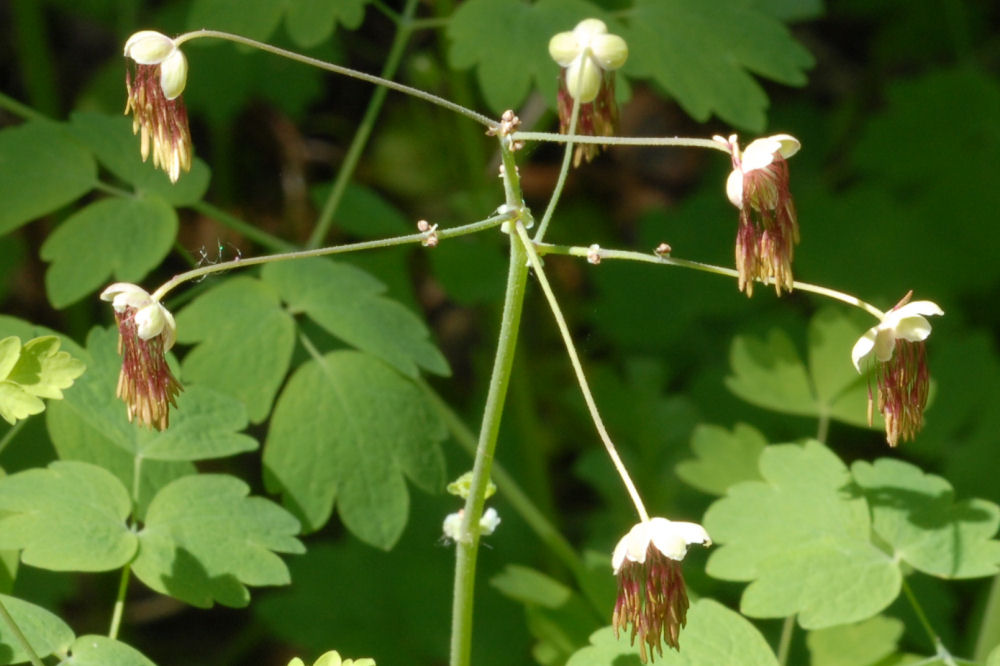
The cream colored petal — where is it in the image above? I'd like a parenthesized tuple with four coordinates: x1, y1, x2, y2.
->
(572, 18, 608, 43)
(612, 521, 651, 572)
(591, 34, 628, 70)
(134, 303, 166, 340)
(565, 56, 602, 103)
(100, 282, 147, 303)
(548, 32, 581, 66)
(769, 133, 801, 159)
(647, 518, 710, 561)
(872, 326, 897, 363)
(312, 651, 344, 666)
(159, 305, 177, 351)
(740, 137, 780, 172)
(897, 300, 944, 318)
(124, 30, 175, 65)
(670, 521, 712, 548)
(726, 168, 744, 208)
(851, 327, 878, 371)
(479, 507, 501, 535)
(159, 48, 188, 100)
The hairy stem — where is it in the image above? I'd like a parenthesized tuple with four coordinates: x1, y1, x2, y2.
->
(902, 578, 958, 666)
(532, 71, 581, 242)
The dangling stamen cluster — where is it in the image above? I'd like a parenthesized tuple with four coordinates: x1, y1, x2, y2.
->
(611, 518, 711, 662)
(123, 31, 192, 183)
(718, 134, 800, 296)
(101, 283, 182, 430)
(852, 292, 943, 447)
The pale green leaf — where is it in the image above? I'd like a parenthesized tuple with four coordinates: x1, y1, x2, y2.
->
(40, 196, 177, 308)
(0, 593, 75, 663)
(0, 338, 18, 380)
(65, 635, 156, 666)
(807, 615, 904, 666)
(0, 382, 44, 426)
(69, 112, 210, 206)
(0, 120, 96, 235)
(491, 564, 574, 608)
(285, 0, 369, 47)
(262, 258, 449, 377)
(132, 474, 304, 608)
(807, 307, 872, 428)
(988, 644, 1000, 666)
(0, 461, 136, 571)
(704, 440, 900, 628)
(448, 0, 612, 113)
(725, 329, 816, 416)
(625, 0, 814, 130)
(852, 458, 1000, 578)
(6, 336, 85, 400)
(675, 423, 767, 495)
(566, 599, 777, 665)
(187, 0, 289, 41)
(53, 327, 258, 464)
(175, 276, 296, 423)
(263, 350, 447, 547)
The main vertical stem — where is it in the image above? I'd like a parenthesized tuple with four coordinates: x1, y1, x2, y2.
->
(449, 141, 529, 666)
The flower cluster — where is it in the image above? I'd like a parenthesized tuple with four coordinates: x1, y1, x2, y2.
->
(718, 133, 800, 296)
(124, 31, 192, 183)
(612, 518, 711, 662)
(100, 283, 182, 430)
(852, 294, 943, 446)
(549, 19, 628, 165)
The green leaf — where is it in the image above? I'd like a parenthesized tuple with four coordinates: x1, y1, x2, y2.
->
(175, 276, 296, 423)
(852, 458, 1000, 578)
(262, 258, 449, 377)
(989, 644, 1000, 666)
(332, 183, 410, 238)
(807, 615, 904, 666)
(187, 0, 289, 41)
(53, 327, 258, 464)
(566, 599, 777, 665)
(0, 593, 75, 663)
(704, 440, 900, 628)
(448, 0, 612, 113)
(40, 196, 177, 308)
(285, 0, 369, 47)
(65, 635, 156, 666)
(132, 474, 304, 608)
(263, 350, 447, 547)
(725, 308, 877, 429)
(0, 461, 136, 571)
(0, 120, 96, 235)
(491, 565, 574, 608)
(0, 335, 85, 426)
(675, 423, 767, 496)
(69, 112, 211, 206)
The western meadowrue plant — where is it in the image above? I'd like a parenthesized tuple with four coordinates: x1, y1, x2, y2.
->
(0, 4, 998, 666)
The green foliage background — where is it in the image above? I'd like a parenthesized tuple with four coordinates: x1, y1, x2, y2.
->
(1, 0, 999, 664)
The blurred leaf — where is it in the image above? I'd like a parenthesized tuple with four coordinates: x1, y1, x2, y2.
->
(69, 112, 211, 206)
(624, 0, 814, 130)
(989, 645, 1000, 666)
(704, 440, 900, 628)
(187, 0, 288, 40)
(492, 564, 574, 608)
(0, 461, 136, 571)
(448, 0, 612, 113)
(852, 458, 1000, 578)
(332, 183, 410, 237)
(262, 258, 449, 377)
(263, 350, 446, 547)
(132, 474, 304, 608)
(65, 635, 156, 666)
(0, 593, 75, 663)
(566, 599, 777, 665)
(807, 615, 903, 666)
(0, 336, 85, 425)
(807, 307, 871, 426)
(675, 423, 767, 496)
(285, 0, 369, 48)
(0, 120, 96, 235)
(40, 196, 176, 308)
(748, 0, 824, 21)
(176, 276, 296, 423)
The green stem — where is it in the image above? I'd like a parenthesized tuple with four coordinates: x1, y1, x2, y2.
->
(450, 140, 531, 666)
(151, 213, 510, 301)
(536, 242, 886, 319)
(0, 596, 44, 666)
(776, 615, 795, 666)
(515, 225, 649, 522)
(0, 90, 45, 121)
(107, 564, 131, 640)
(513, 131, 731, 152)
(173, 30, 494, 130)
(974, 574, 1000, 661)
(0, 421, 26, 458)
(902, 578, 958, 666)
(308, 0, 417, 248)
(532, 82, 580, 243)
(10, 0, 59, 116)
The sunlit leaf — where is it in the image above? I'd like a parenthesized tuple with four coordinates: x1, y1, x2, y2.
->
(285, 0, 369, 47)
(0, 593, 75, 664)
(676, 423, 767, 496)
(807, 615, 904, 666)
(0, 335, 85, 426)
(65, 635, 156, 666)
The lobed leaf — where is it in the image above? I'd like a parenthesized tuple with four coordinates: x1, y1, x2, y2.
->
(262, 258, 449, 377)
(65, 635, 156, 666)
(807, 615, 904, 666)
(852, 458, 1000, 578)
(0, 335, 85, 425)
(175, 276, 296, 424)
(40, 196, 177, 308)
(675, 422, 767, 496)
(0, 593, 75, 664)
(132, 474, 304, 608)
(263, 350, 447, 548)
(187, 0, 288, 41)
(0, 461, 136, 572)
(285, 0, 369, 47)
(704, 440, 900, 628)
(0, 120, 96, 235)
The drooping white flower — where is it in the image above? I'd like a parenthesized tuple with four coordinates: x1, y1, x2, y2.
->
(851, 299, 944, 371)
(724, 134, 800, 209)
(124, 30, 188, 100)
(611, 518, 710, 661)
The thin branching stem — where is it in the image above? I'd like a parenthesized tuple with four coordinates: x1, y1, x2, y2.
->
(532, 69, 582, 242)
